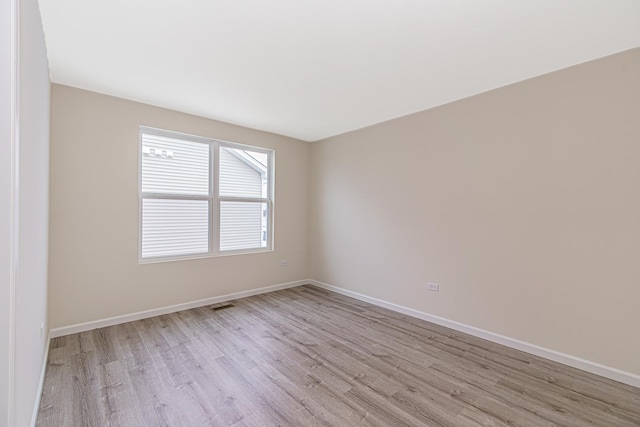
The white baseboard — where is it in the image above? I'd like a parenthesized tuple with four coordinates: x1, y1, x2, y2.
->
(31, 330, 51, 427)
(50, 280, 308, 338)
(309, 280, 640, 389)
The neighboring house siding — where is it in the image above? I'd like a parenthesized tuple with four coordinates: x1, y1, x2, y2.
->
(219, 147, 266, 251)
(220, 201, 263, 251)
(219, 147, 262, 197)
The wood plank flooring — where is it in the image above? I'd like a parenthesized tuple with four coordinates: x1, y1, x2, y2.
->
(36, 285, 640, 426)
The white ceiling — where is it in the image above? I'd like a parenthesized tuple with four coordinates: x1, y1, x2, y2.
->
(38, 0, 640, 141)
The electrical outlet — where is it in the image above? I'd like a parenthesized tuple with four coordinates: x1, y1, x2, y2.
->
(40, 322, 44, 339)
(427, 282, 439, 292)
(280, 260, 289, 267)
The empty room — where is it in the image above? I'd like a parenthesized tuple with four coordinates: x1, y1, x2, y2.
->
(2, 0, 640, 426)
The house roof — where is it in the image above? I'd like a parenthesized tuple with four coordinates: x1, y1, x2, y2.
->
(226, 148, 267, 176)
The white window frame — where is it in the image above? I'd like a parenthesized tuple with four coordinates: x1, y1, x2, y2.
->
(138, 126, 274, 263)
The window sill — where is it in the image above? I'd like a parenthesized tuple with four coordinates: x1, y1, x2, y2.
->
(138, 247, 274, 264)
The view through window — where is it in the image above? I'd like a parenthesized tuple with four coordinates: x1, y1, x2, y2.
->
(139, 127, 273, 261)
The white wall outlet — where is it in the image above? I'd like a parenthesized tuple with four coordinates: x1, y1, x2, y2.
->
(280, 260, 289, 267)
(427, 282, 439, 292)
(40, 322, 44, 338)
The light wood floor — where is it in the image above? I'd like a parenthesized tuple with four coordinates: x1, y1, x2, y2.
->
(37, 285, 640, 426)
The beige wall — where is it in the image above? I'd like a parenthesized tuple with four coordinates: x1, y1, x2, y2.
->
(310, 48, 640, 375)
(49, 85, 310, 328)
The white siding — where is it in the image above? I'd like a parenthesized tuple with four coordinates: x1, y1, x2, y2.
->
(219, 147, 263, 197)
(220, 201, 264, 251)
(141, 134, 209, 196)
(141, 199, 209, 258)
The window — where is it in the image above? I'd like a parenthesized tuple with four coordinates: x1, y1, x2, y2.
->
(139, 127, 273, 261)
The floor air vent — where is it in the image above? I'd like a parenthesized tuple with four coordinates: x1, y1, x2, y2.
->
(209, 303, 235, 311)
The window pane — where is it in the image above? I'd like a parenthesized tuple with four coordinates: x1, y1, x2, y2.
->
(219, 147, 268, 198)
(141, 133, 209, 196)
(220, 201, 268, 251)
(141, 198, 209, 258)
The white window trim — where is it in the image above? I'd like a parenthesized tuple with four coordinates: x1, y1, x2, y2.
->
(138, 126, 274, 263)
